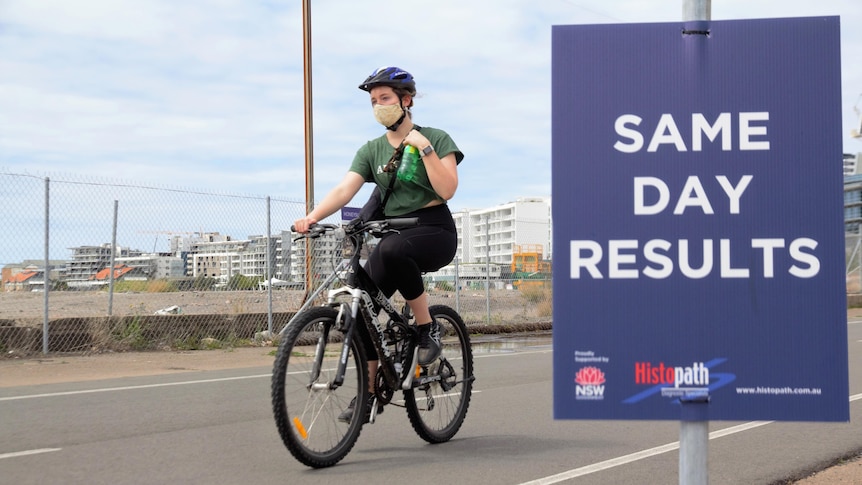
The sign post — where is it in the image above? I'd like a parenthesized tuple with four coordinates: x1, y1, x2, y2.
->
(552, 14, 848, 484)
(679, 5, 710, 484)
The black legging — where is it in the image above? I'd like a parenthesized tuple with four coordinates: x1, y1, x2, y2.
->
(359, 204, 457, 357)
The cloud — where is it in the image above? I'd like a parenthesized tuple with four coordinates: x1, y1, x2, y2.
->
(1, 0, 861, 224)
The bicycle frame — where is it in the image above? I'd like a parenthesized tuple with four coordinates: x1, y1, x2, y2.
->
(278, 259, 348, 336)
(334, 226, 419, 392)
(305, 219, 421, 396)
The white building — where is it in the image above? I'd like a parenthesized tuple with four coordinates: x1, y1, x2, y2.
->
(844, 153, 861, 176)
(168, 197, 553, 286)
(286, 232, 344, 283)
(115, 254, 185, 279)
(65, 244, 141, 288)
(452, 197, 551, 266)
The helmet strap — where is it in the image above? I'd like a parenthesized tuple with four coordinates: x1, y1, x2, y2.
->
(385, 102, 408, 131)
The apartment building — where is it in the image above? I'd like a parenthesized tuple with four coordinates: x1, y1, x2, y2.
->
(65, 244, 141, 288)
(286, 231, 344, 283)
(27, 199, 552, 289)
(452, 197, 552, 266)
(186, 233, 284, 283)
(845, 153, 862, 233)
(115, 254, 185, 279)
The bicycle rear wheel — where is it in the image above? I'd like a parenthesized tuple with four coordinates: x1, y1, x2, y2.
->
(271, 306, 368, 468)
(404, 304, 474, 443)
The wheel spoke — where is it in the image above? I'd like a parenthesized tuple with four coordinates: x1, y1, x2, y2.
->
(271, 307, 367, 468)
(404, 305, 473, 443)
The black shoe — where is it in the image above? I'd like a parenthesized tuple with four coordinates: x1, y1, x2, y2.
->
(338, 393, 383, 424)
(417, 322, 441, 365)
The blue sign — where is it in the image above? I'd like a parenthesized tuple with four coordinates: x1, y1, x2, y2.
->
(552, 17, 848, 421)
(341, 206, 360, 221)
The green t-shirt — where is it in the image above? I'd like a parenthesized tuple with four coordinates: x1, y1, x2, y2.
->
(349, 126, 464, 216)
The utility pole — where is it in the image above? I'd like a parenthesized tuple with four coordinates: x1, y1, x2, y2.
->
(302, 0, 315, 295)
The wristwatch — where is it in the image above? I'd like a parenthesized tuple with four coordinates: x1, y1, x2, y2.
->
(421, 145, 435, 157)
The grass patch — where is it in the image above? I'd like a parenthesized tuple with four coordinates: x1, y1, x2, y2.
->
(109, 280, 178, 293)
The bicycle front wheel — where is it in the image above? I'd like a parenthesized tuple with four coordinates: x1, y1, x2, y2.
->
(271, 306, 368, 468)
(404, 304, 474, 443)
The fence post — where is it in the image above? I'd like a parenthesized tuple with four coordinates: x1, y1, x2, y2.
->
(108, 200, 118, 316)
(266, 196, 273, 335)
(454, 257, 460, 314)
(857, 230, 861, 292)
(485, 213, 491, 323)
(43, 177, 50, 354)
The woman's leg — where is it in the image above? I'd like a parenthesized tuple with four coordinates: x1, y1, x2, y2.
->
(365, 221, 456, 364)
(406, 291, 441, 363)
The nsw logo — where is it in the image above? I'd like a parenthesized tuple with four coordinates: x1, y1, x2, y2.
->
(575, 366, 606, 400)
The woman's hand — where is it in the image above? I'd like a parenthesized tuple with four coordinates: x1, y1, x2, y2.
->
(403, 128, 430, 151)
(292, 216, 318, 234)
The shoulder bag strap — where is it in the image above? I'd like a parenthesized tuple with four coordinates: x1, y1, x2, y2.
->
(379, 125, 420, 212)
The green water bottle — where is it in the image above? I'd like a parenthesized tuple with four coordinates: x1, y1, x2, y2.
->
(397, 145, 420, 182)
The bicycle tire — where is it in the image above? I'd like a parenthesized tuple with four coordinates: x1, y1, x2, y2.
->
(271, 306, 368, 468)
(404, 304, 474, 443)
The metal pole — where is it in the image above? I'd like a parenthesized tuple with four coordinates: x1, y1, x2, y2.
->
(485, 214, 490, 323)
(682, 0, 711, 21)
(42, 177, 50, 354)
(108, 200, 118, 316)
(680, 2, 710, 485)
(266, 196, 273, 334)
(302, 0, 315, 296)
(454, 257, 460, 314)
(680, 394, 709, 485)
(857, 229, 861, 291)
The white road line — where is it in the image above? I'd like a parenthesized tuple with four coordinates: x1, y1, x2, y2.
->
(0, 448, 61, 460)
(1, 352, 859, 480)
(517, 424, 773, 485)
(474, 349, 552, 359)
(0, 374, 271, 402)
(519, 393, 862, 485)
(0, 356, 496, 401)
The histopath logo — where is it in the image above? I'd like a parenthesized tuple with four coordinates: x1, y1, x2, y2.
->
(622, 357, 736, 404)
(575, 366, 606, 400)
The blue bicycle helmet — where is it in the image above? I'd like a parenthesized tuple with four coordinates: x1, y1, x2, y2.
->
(358, 66, 416, 93)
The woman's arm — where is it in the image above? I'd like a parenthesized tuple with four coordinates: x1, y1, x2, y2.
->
(293, 171, 366, 232)
(403, 129, 459, 200)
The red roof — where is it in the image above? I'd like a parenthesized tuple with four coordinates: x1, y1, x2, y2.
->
(5, 271, 38, 283)
(91, 265, 135, 281)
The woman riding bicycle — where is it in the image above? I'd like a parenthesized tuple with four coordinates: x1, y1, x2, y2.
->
(292, 66, 464, 421)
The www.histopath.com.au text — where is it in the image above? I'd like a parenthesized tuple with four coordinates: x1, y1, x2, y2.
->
(735, 386, 822, 396)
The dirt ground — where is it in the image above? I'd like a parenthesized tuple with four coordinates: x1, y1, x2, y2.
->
(0, 287, 547, 324)
(0, 346, 277, 387)
(1, 301, 859, 484)
(0, 289, 305, 320)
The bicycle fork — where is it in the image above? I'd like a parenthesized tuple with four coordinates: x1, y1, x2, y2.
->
(313, 285, 424, 394)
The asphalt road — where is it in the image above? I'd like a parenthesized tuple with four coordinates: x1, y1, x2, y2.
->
(1, 323, 860, 485)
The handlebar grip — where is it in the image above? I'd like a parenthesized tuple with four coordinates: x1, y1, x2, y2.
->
(387, 217, 420, 230)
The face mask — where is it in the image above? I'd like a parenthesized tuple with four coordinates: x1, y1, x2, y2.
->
(373, 103, 404, 128)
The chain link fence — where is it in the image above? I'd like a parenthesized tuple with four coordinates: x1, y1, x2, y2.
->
(1, 171, 552, 357)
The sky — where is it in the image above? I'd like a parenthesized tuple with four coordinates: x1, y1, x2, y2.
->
(2, 0, 862, 215)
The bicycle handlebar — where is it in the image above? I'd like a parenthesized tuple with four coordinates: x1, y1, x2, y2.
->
(290, 217, 420, 241)
(382, 217, 420, 230)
